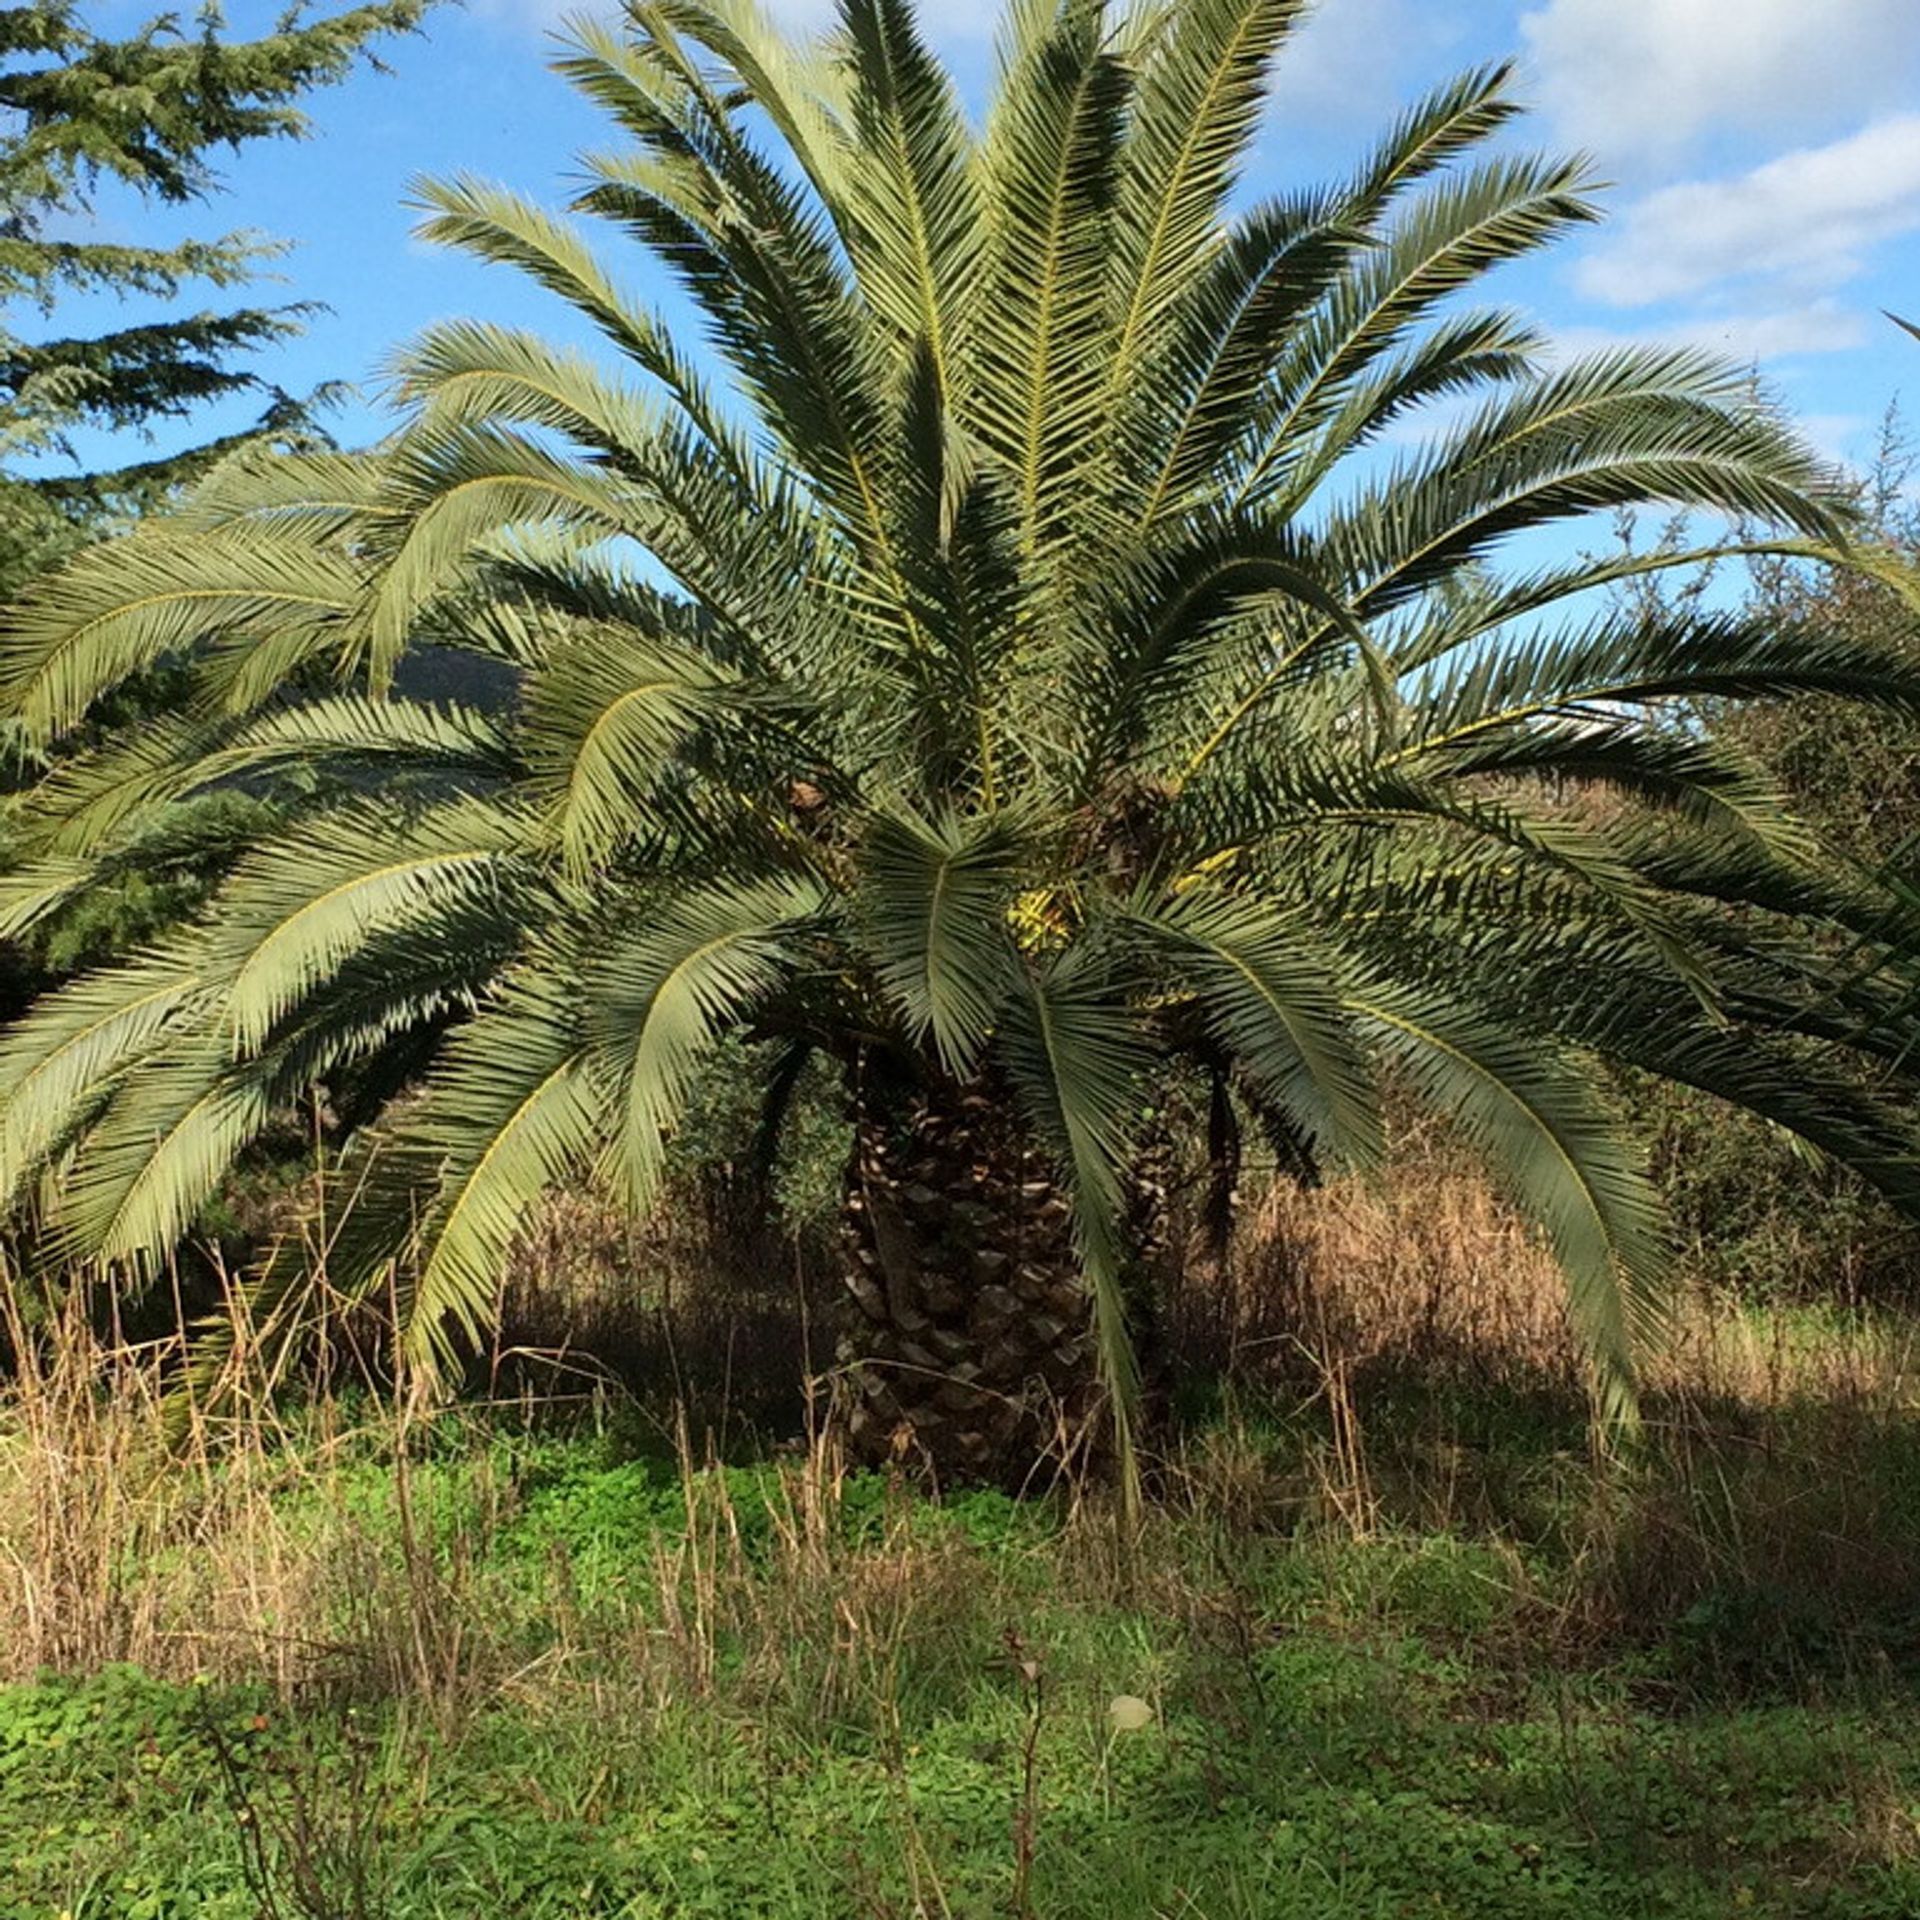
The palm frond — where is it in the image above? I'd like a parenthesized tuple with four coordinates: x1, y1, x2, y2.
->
(1, 525, 366, 743)
(839, 0, 984, 388)
(522, 620, 762, 872)
(587, 876, 825, 1209)
(1133, 885, 1382, 1167)
(14, 696, 513, 860)
(204, 799, 528, 1053)
(408, 173, 733, 449)
(973, 3, 1129, 549)
(1237, 151, 1599, 506)
(1350, 981, 1669, 1420)
(861, 802, 1026, 1073)
(999, 940, 1154, 1510)
(0, 955, 205, 1209)
(390, 977, 608, 1371)
(1108, 0, 1309, 404)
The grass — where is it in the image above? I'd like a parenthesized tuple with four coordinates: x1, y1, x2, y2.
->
(5, 1393, 1920, 1916)
(5, 1156, 1920, 1917)
(4, 1474, 1920, 1920)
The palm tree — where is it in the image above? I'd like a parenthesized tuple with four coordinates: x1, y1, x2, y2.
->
(6, 0, 1920, 1491)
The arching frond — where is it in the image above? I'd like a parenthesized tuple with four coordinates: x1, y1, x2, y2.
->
(999, 942, 1154, 1508)
(408, 173, 732, 449)
(202, 799, 529, 1052)
(861, 803, 1026, 1073)
(0, 955, 206, 1206)
(1350, 982, 1669, 1419)
(522, 621, 760, 872)
(1237, 151, 1600, 507)
(14, 696, 513, 860)
(586, 876, 825, 1209)
(52, 1039, 269, 1268)
(2, 525, 366, 742)
(390, 980, 608, 1370)
(1132, 886, 1382, 1168)
(1108, 0, 1309, 406)
(367, 421, 648, 687)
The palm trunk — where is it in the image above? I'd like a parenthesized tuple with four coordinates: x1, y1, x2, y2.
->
(836, 1073, 1106, 1489)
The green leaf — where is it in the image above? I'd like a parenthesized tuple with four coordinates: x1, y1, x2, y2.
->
(1350, 982, 1671, 1419)
(861, 803, 1025, 1073)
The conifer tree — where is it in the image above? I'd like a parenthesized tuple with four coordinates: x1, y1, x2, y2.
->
(0, 0, 427, 592)
(0, 0, 426, 1013)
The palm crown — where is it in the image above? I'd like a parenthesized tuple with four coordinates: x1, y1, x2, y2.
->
(6, 0, 1920, 1467)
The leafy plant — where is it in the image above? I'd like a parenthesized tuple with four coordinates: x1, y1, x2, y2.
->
(197, 1703, 390, 1920)
(6, 0, 1920, 1492)
(0, 0, 431, 543)
(1612, 422, 1920, 1306)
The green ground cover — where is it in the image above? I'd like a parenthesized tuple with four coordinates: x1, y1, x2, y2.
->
(4, 1415, 1919, 1920)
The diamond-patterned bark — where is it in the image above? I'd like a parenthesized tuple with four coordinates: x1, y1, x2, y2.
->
(837, 1078, 1102, 1487)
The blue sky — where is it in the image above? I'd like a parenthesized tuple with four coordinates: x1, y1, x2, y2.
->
(52, 0, 1920, 482)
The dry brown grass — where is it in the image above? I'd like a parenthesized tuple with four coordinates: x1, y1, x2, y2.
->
(406, 1127, 1920, 1431)
(0, 1278, 537, 1713)
(6, 1131, 1920, 1714)
(1181, 1149, 1579, 1389)
(0, 1275, 1035, 1738)
(1170, 1145, 1920, 1421)
(0, 1286, 333, 1690)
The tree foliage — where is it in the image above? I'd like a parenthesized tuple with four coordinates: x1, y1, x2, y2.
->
(1624, 411, 1920, 1304)
(0, 0, 428, 578)
(5, 0, 1920, 1437)
(0, 0, 430, 1020)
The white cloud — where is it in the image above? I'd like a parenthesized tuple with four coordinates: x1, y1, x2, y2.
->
(1549, 300, 1870, 366)
(1574, 117, 1920, 310)
(1795, 412, 1875, 471)
(1661, 305, 1871, 362)
(1520, 0, 1920, 169)
(1263, 0, 1467, 129)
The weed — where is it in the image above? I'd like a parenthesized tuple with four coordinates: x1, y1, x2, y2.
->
(198, 1702, 389, 1920)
